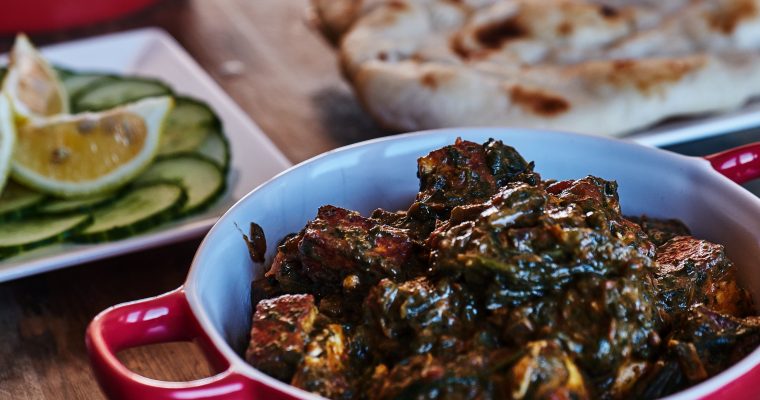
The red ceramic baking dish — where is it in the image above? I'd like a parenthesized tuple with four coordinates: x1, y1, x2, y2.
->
(86, 128, 760, 399)
(0, 0, 160, 33)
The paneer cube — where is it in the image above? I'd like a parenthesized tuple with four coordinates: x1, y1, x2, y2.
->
(245, 294, 318, 382)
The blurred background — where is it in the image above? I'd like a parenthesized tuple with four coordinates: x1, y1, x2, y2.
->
(1, 1, 760, 399)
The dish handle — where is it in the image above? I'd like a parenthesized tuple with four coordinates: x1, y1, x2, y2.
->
(705, 142, 760, 184)
(86, 288, 255, 400)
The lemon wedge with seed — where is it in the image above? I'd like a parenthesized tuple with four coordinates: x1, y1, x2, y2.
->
(11, 96, 174, 198)
(2, 34, 68, 121)
(0, 94, 15, 193)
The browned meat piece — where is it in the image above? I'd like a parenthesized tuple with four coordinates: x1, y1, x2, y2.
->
(417, 139, 497, 216)
(264, 206, 427, 323)
(483, 138, 541, 187)
(370, 208, 406, 226)
(668, 306, 760, 384)
(297, 205, 422, 292)
(655, 236, 753, 319)
(371, 202, 438, 242)
(363, 277, 478, 358)
(245, 294, 318, 382)
(547, 176, 654, 257)
(292, 323, 353, 399)
(545, 176, 620, 213)
(506, 340, 589, 400)
(627, 216, 691, 247)
(416, 138, 538, 218)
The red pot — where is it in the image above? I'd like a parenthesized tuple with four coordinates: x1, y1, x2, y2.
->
(87, 128, 760, 399)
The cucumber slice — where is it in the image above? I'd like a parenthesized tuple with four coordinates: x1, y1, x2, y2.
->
(194, 127, 231, 171)
(36, 192, 114, 215)
(63, 73, 115, 100)
(0, 182, 46, 221)
(0, 214, 92, 260)
(135, 155, 225, 215)
(72, 76, 172, 112)
(54, 67, 119, 107)
(53, 66, 75, 80)
(158, 97, 218, 157)
(73, 182, 186, 242)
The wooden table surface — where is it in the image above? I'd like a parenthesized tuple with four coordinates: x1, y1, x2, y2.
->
(0, 1, 386, 398)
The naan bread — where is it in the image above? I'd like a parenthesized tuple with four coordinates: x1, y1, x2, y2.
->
(316, 0, 760, 135)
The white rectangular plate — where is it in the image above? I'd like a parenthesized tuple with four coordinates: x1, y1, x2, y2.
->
(0, 28, 291, 282)
(629, 104, 760, 147)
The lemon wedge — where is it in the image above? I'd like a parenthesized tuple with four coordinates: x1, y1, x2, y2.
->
(2, 34, 68, 121)
(11, 96, 174, 198)
(0, 94, 16, 193)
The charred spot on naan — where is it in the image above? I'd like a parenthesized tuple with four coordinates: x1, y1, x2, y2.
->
(409, 52, 425, 63)
(598, 58, 707, 96)
(508, 86, 571, 117)
(475, 17, 528, 49)
(466, 2, 629, 53)
(421, 72, 438, 89)
(557, 21, 575, 36)
(449, 34, 468, 59)
(388, 0, 408, 11)
(449, 34, 493, 61)
(598, 4, 619, 19)
(704, 0, 757, 34)
(419, 68, 456, 90)
(552, 3, 628, 39)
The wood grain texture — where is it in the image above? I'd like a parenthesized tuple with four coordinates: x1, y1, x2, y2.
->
(0, 239, 202, 399)
(163, 0, 388, 161)
(0, 0, 387, 398)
